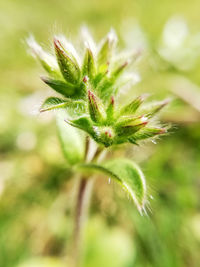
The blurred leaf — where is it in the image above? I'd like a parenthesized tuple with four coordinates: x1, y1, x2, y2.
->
(56, 110, 85, 165)
(18, 257, 65, 267)
(77, 158, 147, 213)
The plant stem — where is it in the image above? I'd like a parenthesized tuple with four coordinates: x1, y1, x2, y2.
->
(73, 138, 105, 267)
(73, 177, 93, 267)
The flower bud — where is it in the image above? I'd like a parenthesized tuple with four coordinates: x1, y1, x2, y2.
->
(145, 99, 170, 118)
(82, 47, 96, 79)
(93, 126, 115, 147)
(119, 95, 147, 116)
(106, 96, 115, 121)
(97, 29, 117, 70)
(111, 61, 128, 80)
(116, 116, 148, 137)
(54, 37, 81, 84)
(88, 90, 106, 123)
(129, 127, 166, 143)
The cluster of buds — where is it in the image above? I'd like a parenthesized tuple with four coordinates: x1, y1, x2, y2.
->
(27, 29, 168, 148)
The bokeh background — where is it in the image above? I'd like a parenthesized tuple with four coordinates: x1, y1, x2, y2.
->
(0, 0, 200, 266)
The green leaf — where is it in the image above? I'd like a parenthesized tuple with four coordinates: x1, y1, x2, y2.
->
(119, 95, 146, 116)
(143, 99, 169, 118)
(110, 61, 128, 80)
(115, 116, 148, 137)
(56, 110, 85, 165)
(77, 158, 147, 213)
(54, 38, 81, 84)
(82, 47, 96, 79)
(97, 29, 117, 70)
(129, 127, 166, 143)
(65, 116, 94, 135)
(40, 97, 85, 113)
(41, 76, 78, 97)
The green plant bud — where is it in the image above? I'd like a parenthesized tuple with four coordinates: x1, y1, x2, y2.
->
(54, 38, 81, 84)
(128, 127, 166, 143)
(116, 116, 148, 137)
(82, 47, 96, 79)
(111, 61, 128, 80)
(97, 29, 117, 70)
(116, 115, 141, 127)
(106, 96, 115, 121)
(41, 76, 77, 97)
(145, 99, 170, 118)
(88, 90, 106, 123)
(119, 95, 147, 116)
(93, 126, 115, 147)
(95, 76, 115, 101)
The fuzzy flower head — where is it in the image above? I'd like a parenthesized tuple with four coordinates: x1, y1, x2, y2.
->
(27, 29, 168, 148)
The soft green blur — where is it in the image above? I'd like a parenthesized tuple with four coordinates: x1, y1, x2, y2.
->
(0, 0, 200, 266)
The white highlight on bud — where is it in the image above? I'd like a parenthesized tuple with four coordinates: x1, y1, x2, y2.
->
(81, 25, 97, 55)
(107, 28, 118, 45)
(26, 35, 58, 69)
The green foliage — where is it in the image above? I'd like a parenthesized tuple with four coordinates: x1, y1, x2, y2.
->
(77, 159, 147, 213)
(27, 30, 168, 148)
(26, 28, 170, 216)
(1, 0, 200, 266)
(56, 110, 85, 165)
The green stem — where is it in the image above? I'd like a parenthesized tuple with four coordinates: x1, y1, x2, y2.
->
(73, 138, 105, 267)
(74, 177, 93, 267)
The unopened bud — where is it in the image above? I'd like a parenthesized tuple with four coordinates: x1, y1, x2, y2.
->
(88, 90, 106, 123)
(116, 116, 148, 137)
(120, 94, 148, 116)
(54, 37, 81, 84)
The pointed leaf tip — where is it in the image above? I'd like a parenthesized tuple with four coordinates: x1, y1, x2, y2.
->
(88, 90, 106, 123)
(54, 37, 81, 84)
(77, 158, 147, 212)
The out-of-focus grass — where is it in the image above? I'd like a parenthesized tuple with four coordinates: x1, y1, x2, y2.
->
(0, 0, 200, 266)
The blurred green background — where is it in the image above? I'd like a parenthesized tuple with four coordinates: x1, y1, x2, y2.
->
(0, 0, 200, 266)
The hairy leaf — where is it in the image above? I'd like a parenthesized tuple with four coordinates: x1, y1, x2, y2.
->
(77, 158, 147, 213)
(40, 97, 85, 113)
(65, 116, 94, 135)
(129, 127, 166, 143)
(119, 95, 146, 116)
(41, 76, 78, 97)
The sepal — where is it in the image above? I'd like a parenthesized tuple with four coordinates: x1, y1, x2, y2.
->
(88, 90, 106, 123)
(54, 37, 81, 84)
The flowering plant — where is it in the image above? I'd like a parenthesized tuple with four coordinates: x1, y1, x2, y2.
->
(27, 27, 169, 265)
